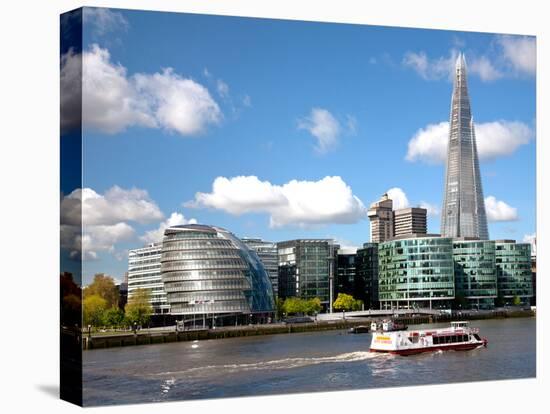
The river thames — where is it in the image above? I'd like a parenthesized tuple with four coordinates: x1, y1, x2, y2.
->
(82, 317, 535, 406)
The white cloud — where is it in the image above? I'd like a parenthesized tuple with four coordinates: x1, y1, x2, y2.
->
(60, 48, 82, 133)
(419, 201, 440, 216)
(134, 68, 222, 135)
(61, 186, 163, 226)
(185, 175, 368, 228)
(497, 35, 536, 76)
(406, 120, 534, 164)
(484, 196, 518, 222)
(405, 121, 449, 164)
(402, 50, 458, 81)
(60, 186, 164, 260)
(83, 8, 129, 37)
(140, 212, 197, 244)
(61, 44, 222, 136)
(298, 108, 342, 153)
(386, 187, 410, 210)
(468, 55, 503, 81)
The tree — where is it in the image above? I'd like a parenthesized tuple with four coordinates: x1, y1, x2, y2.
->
(104, 307, 124, 328)
(83, 295, 108, 327)
(83, 273, 120, 308)
(352, 299, 364, 311)
(304, 298, 322, 315)
(125, 288, 153, 327)
(282, 297, 304, 315)
(333, 293, 355, 311)
(512, 296, 522, 306)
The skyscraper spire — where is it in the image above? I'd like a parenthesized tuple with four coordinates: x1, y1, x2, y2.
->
(440, 52, 489, 240)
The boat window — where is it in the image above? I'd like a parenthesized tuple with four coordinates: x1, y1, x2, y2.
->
(463, 335, 468, 342)
(474, 333, 481, 341)
(433, 336, 439, 345)
(452, 335, 457, 343)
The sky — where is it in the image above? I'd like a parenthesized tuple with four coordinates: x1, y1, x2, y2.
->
(59, 7, 536, 285)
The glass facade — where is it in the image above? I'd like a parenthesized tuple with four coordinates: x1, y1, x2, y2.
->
(277, 239, 336, 308)
(127, 243, 170, 314)
(160, 225, 274, 320)
(241, 238, 279, 297)
(355, 243, 379, 309)
(441, 53, 489, 240)
(495, 240, 533, 305)
(335, 253, 357, 299)
(378, 236, 454, 309)
(453, 240, 497, 309)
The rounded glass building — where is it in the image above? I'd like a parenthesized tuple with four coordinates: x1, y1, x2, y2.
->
(378, 236, 454, 310)
(160, 224, 275, 327)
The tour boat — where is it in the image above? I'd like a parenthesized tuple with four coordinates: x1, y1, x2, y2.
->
(370, 319, 408, 332)
(370, 321, 488, 355)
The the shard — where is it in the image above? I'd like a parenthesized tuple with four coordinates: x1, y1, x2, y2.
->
(441, 53, 489, 240)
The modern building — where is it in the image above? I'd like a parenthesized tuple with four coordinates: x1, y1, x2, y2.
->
(368, 193, 394, 243)
(355, 242, 379, 309)
(378, 235, 455, 310)
(335, 249, 357, 301)
(241, 237, 279, 297)
(393, 207, 427, 237)
(495, 240, 533, 306)
(160, 224, 274, 326)
(127, 243, 170, 315)
(441, 53, 489, 240)
(277, 239, 337, 311)
(452, 239, 497, 309)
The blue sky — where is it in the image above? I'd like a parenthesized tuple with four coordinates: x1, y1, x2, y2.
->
(60, 8, 536, 284)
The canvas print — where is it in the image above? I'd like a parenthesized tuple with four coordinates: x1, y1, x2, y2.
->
(60, 7, 536, 407)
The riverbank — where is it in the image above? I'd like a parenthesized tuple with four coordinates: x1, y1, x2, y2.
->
(81, 308, 534, 350)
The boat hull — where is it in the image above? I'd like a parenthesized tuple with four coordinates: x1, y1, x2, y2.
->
(370, 341, 484, 356)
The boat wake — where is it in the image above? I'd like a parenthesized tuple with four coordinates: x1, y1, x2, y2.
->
(153, 351, 387, 378)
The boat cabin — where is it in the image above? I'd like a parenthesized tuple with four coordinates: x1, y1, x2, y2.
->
(451, 321, 470, 329)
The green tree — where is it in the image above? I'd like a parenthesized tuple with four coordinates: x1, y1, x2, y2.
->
(352, 299, 364, 311)
(104, 307, 124, 328)
(512, 296, 522, 306)
(83, 273, 119, 308)
(282, 297, 304, 315)
(125, 288, 153, 327)
(83, 295, 108, 327)
(333, 293, 355, 311)
(304, 298, 322, 315)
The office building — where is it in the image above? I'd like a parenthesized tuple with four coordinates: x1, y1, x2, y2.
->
(393, 207, 427, 237)
(495, 240, 533, 306)
(441, 53, 489, 240)
(453, 239, 497, 309)
(127, 243, 169, 315)
(378, 235, 454, 310)
(335, 249, 357, 301)
(277, 239, 337, 310)
(355, 242, 379, 309)
(368, 193, 393, 243)
(160, 224, 274, 326)
(241, 238, 279, 297)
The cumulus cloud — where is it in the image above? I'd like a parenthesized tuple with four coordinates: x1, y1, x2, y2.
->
(61, 44, 222, 136)
(140, 212, 197, 244)
(298, 108, 342, 153)
(484, 196, 518, 222)
(405, 120, 534, 164)
(60, 186, 164, 260)
(83, 7, 129, 37)
(185, 175, 368, 228)
(497, 35, 536, 76)
(386, 187, 410, 210)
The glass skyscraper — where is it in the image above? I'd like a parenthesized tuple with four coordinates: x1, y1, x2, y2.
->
(441, 53, 489, 240)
